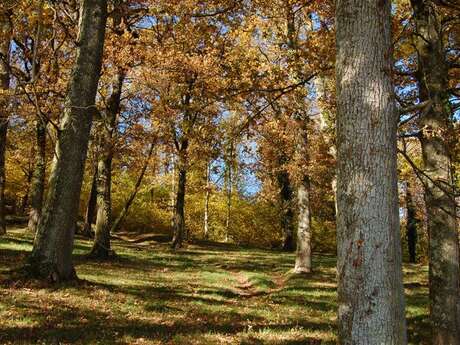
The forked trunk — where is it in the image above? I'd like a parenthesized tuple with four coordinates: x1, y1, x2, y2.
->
(90, 70, 124, 258)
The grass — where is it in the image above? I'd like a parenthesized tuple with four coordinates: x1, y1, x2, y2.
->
(0, 228, 430, 344)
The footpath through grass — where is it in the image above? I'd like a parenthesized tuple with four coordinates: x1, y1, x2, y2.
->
(0, 228, 429, 344)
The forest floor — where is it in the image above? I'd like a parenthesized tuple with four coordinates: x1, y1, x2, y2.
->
(0, 228, 429, 344)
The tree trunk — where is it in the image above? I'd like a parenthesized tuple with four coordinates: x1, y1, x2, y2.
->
(294, 117, 311, 274)
(28, 0, 107, 282)
(411, 1, 460, 343)
(203, 161, 210, 239)
(82, 163, 98, 236)
(111, 142, 154, 233)
(0, 10, 11, 235)
(406, 182, 418, 264)
(170, 153, 176, 230)
(90, 70, 124, 258)
(277, 167, 295, 251)
(224, 142, 233, 242)
(335, 0, 407, 343)
(28, 119, 47, 232)
(172, 142, 188, 249)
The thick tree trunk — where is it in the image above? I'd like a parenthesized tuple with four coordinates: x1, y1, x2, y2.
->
(406, 183, 418, 264)
(294, 117, 311, 274)
(335, 0, 407, 343)
(172, 143, 188, 249)
(0, 10, 11, 235)
(111, 142, 153, 233)
(82, 163, 98, 236)
(203, 162, 210, 239)
(28, 0, 107, 282)
(28, 119, 47, 232)
(277, 167, 295, 251)
(90, 70, 124, 258)
(411, 1, 460, 343)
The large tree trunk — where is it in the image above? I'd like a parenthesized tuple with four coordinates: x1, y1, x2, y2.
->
(0, 10, 11, 235)
(335, 0, 407, 343)
(406, 182, 418, 264)
(172, 142, 188, 249)
(90, 70, 124, 259)
(82, 163, 98, 237)
(28, 0, 107, 282)
(294, 117, 311, 274)
(28, 119, 47, 232)
(411, 1, 460, 343)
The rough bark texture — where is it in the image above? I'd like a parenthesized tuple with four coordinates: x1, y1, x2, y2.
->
(172, 142, 188, 249)
(82, 163, 98, 237)
(28, 0, 107, 282)
(294, 117, 311, 274)
(335, 0, 407, 343)
(28, 119, 46, 233)
(411, 1, 460, 343)
(405, 183, 418, 264)
(0, 10, 11, 235)
(90, 70, 124, 259)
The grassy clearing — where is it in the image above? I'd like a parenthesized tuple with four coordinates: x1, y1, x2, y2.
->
(0, 228, 429, 344)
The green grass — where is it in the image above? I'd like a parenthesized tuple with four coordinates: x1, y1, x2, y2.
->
(0, 228, 430, 344)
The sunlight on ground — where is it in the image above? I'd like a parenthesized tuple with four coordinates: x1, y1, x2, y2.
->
(0, 228, 430, 344)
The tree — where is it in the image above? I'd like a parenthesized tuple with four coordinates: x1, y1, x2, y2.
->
(0, 8, 12, 235)
(90, 69, 125, 258)
(410, 0, 460, 342)
(27, 0, 108, 281)
(335, 0, 407, 343)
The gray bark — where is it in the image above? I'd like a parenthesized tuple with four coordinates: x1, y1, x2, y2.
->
(90, 70, 124, 258)
(0, 10, 11, 235)
(294, 117, 311, 274)
(27, 119, 47, 232)
(411, 1, 460, 343)
(28, 0, 108, 281)
(335, 0, 407, 343)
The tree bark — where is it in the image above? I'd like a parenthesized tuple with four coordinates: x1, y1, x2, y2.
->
(411, 1, 460, 343)
(294, 117, 311, 274)
(0, 10, 11, 235)
(277, 166, 295, 251)
(28, 119, 47, 232)
(405, 182, 418, 264)
(224, 141, 233, 242)
(335, 0, 407, 343)
(28, 0, 108, 282)
(90, 70, 124, 258)
(82, 162, 98, 236)
(172, 141, 188, 249)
